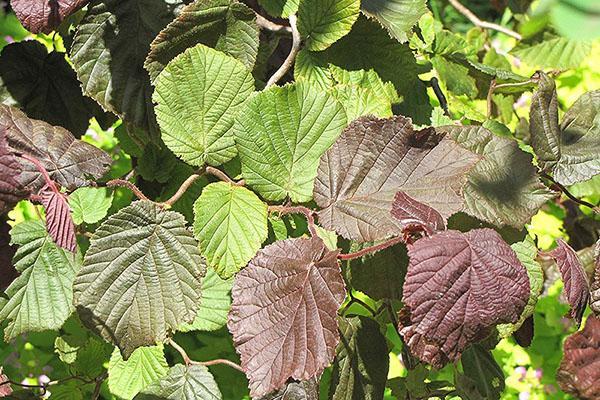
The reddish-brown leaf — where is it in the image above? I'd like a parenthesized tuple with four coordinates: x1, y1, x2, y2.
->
(40, 189, 76, 252)
(557, 315, 600, 400)
(400, 228, 529, 368)
(391, 191, 445, 235)
(0, 129, 25, 214)
(11, 0, 90, 34)
(228, 237, 346, 397)
(548, 239, 590, 325)
(0, 367, 12, 397)
(590, 240, 600, 316)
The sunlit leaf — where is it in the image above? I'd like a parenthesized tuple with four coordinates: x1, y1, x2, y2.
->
(298, 0, 360, 51)
(361, 0, 427, 43)
(11, 0, 89, 33)
(69, 187, 113, 225)
(135, 364, 222, 400)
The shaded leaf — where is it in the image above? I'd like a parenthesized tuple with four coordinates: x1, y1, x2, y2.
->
(0, 128, 24, 214)
(40, 189, 77, 252)
(0, 220, 81, 340)
(298, 0, 360, 51)
(314, 115, 479, 242)
(0, 104, 112, 193)
(137, 145, 178, 183)
(258, 0, 299, 18)
(548, 239, 590, 325)
(391, 191, 445, 235)
(513, 315, 534, 348)
(511, 33, 592, 69)
(228, 237, 345, 397)
(11, 0, 89, 33)
(591, 240, 600, 315)
(193, 182, 268, 279)
(135, 364, 222, 400)
(260, 379, 319, 400)
(557, 315, 600, 400)
(235, 82, 346, 202)
(154, 44, 254, 168)
(108, 345, 169, 400)
(0, 217, 18, 290)
(329, 316, 389, 400)
(400, 228, 530, 368)
(461, 344, 505, 400)
(73, 201, 205, 358)
(361, 0, 427, 43)
(440, 124, 554, 228)
(69, 187, 113, 225)
(145, 0, 260, 82)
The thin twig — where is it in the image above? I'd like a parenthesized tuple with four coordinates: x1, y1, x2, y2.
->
(268, 205, 317, 236)
(266, 14, 301, 88)
(340, 291, 377, 316)
(540, 172, 599, 213)
(205, 166, 244, 186)
(161, 172, 204, 207)
(338, 237, 403, 261)
(106, 179, 150, 202)
(91, 372, 108, 400)
(168, 339, 245, 373)
(255, 12, 292, 34)
(487, 78, 537, 118)
(430, 77, 450, 117)
(0, 380, 46, 395)
(447, 0, 522, 40)
(169, 338, 192, 365)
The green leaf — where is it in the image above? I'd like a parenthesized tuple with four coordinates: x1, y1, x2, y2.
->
(70, 0, 186, 142)
(154, 44, 255, 168)
(441, 125, 555, 228)
(298, 0, 360, 51)
(234, 82, 347, 202)
(135, 364, 222, 400)
(137, 145, 179, 183)
(69, 187, 113, 225)
(179, 266, 233, 332)
(108, 345, 169, 400)
(550, 0, 600, 41)
(497, 237, 544, 338)
(431, 55, 478, 98)
(361, 0, 427, 42)
(193, 182, 267, 278)
(145, 0, 260, 82)
(0, 220, 81, 340)
(329, 316, 389, 399)
(460, 344, 505, 400)
(73, 201, 205, 358)
(511, 33, 592, 69)
(258, 0, 299, 18)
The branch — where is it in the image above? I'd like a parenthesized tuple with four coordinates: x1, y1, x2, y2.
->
(540, 172, 599, 213)
(106, 179, 150, 202)
(268, 205, 317, 236)
(205, 166, 244, 186)
(0, 380, 46, 395)
(266, 14, 301, 88)
(168, 339, 245, 373)
(255, 12, 292, 34)
(447, 0, 522, 40)
(161, 172, 204, 207)
(338, 237, 403, 261)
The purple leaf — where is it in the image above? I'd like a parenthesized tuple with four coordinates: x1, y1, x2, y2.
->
(400, 228, 530, 368)
(589, 240, 600, 316)
(314, 115, 479, 243)
(391, 191, 445, 235)
(557, 315, 600, 400)
(228, 237, 346, 397)
(548, 239, 589, 325)
(40, 189, 76, 252)
(0, 129, 25, 214)
(11, 0, 90, 34)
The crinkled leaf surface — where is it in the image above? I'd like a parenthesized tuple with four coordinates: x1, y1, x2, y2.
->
(145, 0, 259, 82)
(0, 129, 24, 214)
(41, 189, 77, 252)
(193, 182, 267, 279)
(108, 345, 169, 400)
(440, 124, 554, 228)
(228, 237, 345, 397)
(154, 44, 254, 167)
(361, 0, 427, 43)
(73, 201, 205, 358)
(400, 228, 530, 368)
(0, 104, 112, 193)
(298, 0, 360, 51)
(0, 41, 110, 137)
(529, 72, 561, 167)
(0, 220, 81, 340)
(11, 0, 89, 33)
(260, 379, 319, 400)
(557, 315, 600, 400)
(69, 187, 113, 225)
(511, 34, 592, 69)
(548, 239, 589, 325)
(329, 316, 389, 400)
(135, 364, 222, 400)
(391, 191, 445, 235)
(591, 240, 600, 315)
(235, 82, 346, 202)
(314, 115, 479, 242)
(70, 0, 186, 141)
(179, 266, 233, 332)
(258, 0, 299, 18)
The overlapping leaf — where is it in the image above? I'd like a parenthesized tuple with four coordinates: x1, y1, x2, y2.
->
(73, 201, 205, 358)
(0, 220, 81, 340)
(329, 316, 389, 400)
(135, 364, 222, 400)
(548, 239, 589, 325)
(0, 128, 24, 214)
(557, 315, 600, 400)
(460, 344, 505, 400)
(314, 115, 479, 242)
(439, 124, 554, 228)
(234, 82, 346, 202)
(0, 104, 112, 193)
(228, 237, 345, 397)
(391, 191, 445, 235)
(193, 182, 267, 279)
(591, 240, 600, 315)
(154, 44, 254, 167)
(361, 0, 427, 43)
(69, 187, 113, 225)
(258, 0, 299, 18)
(145, 0, 260, 82)
(11, 0, 89, 33)
(400, 228, 530, 368)
(40, 189, 77, 252)
(260, 379, 319, 400)
(298, 0, 360, 51)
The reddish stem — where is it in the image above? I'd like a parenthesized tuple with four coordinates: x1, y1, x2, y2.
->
(268, 205, 317, 236)
(205, 166, 244, 186)
(106, 179, 150, 202)
(19, 153, 59, 193)
(338, 236, 404, 260)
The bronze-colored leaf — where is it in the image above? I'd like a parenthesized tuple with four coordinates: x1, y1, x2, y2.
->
(11, 0, 90, 34)
(40, 189, 76, 252)
(391, 191, 445, 235)
(0, 128, 24, 214)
